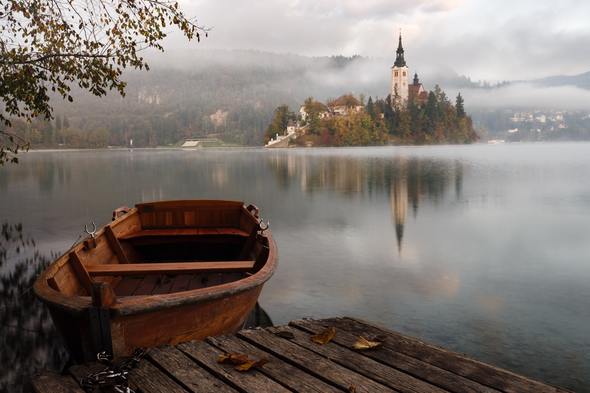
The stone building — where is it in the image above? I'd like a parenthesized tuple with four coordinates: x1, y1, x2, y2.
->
(408, 73, 428, 106)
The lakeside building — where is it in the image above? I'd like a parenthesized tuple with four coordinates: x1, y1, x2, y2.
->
(327, 94, 364, 116)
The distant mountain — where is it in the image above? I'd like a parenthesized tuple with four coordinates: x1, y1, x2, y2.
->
(45, 50, 483, 146)
(532, 71, 590, 90)
(35, 49, 588, 147)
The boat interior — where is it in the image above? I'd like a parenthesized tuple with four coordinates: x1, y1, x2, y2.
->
(44, 201, 270, 299)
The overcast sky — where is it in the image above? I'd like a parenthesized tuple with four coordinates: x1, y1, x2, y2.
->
(173, 0, 590, 81)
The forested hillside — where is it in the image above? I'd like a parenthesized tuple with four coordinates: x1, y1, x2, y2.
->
(5, 50, 484, 148)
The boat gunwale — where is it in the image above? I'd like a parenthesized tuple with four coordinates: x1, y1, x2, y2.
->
(33, 201, 278, 317)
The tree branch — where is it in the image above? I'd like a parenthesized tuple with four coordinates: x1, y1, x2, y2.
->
(0, 52, 113, 65)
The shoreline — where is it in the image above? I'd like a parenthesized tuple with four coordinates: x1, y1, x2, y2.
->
(17, 140, 590, 154)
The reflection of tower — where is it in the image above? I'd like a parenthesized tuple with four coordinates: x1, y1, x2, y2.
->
(390, 175, 408, 253)
(454, 160, 463, 200)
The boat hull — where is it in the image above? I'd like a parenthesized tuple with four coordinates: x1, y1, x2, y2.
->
(34, 200, 277, 361)
(47, 285, 262, 360)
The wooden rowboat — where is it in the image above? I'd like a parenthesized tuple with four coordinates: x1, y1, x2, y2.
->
(34, 200, 277, 362)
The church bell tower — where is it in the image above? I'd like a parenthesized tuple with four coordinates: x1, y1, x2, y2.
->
(391, 32, 409, 108)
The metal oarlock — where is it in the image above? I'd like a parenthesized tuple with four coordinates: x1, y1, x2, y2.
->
(83, 221, 98, 249)
(258, 217, 270, 233)
(84, 221, 97, 238)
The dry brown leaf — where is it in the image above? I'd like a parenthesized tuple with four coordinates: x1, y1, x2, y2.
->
(217, 353, 250, 365)
(352, 336, 382, 350)
(234, 358, 268, 372)
(274, 330, 295, 339)
(348, 385, 357, 393)
(218, 352, 268, 372)
(311, 326, 336, 345)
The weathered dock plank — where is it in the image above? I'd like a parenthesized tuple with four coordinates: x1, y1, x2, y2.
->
(148, 345, 238, 393)
(32, 372, 84, 393)
(69, 361, 187, 393)
(32, 317, 572, 393)
(238, 327, 395, 393)
(290, 318, 501, 393)
(265, 324, 446, 393)
(207, 334, 341, 393)
(332, 317, 567, 393)
(178, 339, 292, 393)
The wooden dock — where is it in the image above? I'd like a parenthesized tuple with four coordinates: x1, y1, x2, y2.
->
(32, 317, 571, 393)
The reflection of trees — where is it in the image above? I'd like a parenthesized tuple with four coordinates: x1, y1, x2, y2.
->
(0, 155, 72, 195)
(0, 223, 68, 393)
(267, 153, 464, 252)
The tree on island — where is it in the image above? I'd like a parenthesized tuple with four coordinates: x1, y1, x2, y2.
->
(0, 0, 207, 165)
(456, 93, 466, 118)
(264, 105, 296, 142)
(272, 87, 478, 147)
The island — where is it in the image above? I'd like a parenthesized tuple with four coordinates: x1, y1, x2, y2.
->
(265, 34, 478, 147)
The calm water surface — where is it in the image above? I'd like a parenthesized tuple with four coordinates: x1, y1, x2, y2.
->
(1, 143, 589, 392)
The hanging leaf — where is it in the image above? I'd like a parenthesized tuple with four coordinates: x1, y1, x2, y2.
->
(311, 326, 336, 345)
(352, 336, 382, 350)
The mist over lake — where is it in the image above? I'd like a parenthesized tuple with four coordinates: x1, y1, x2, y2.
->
(1, 143, 589, 391)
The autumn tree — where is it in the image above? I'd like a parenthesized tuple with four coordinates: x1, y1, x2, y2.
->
(302, 97, 328, 134)
(0, 0, 206, 164)
(264, 105, 294, 142)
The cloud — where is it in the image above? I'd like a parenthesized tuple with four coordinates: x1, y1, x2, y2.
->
(171, 0, 590, 80)
(455, 83, 590, 110)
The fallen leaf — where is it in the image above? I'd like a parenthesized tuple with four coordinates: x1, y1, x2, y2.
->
(348, 385, 357, 392)
(234, 358, 268, 372)
(352, 336, 382, 350)
(311, 326, 336, 345)
(274, 330, 295, 339)
(218, 352, 268, 372)
(217, 353, 250, 365)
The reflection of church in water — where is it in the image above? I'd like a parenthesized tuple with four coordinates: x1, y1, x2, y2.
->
(391, 171, 408, 254)
(388, 158, 464, 253)
(266, 153, 463, 253)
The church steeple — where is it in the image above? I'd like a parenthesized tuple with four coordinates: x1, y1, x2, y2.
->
(391, 30, 409, 107)
(394, 32, 407, 67)
(413, 73, 419, 85)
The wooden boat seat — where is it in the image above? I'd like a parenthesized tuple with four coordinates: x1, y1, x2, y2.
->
(119, 228, 249, 240)
(86, 261, 255, 276)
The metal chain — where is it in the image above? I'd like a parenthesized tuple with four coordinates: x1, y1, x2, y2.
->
(80, 349, 147, 393)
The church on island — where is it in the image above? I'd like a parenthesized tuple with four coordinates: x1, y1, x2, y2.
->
(265, 31, 476, 148)
(391, 32, 428, 108)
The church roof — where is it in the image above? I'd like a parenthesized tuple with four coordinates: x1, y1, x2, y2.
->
(329, 94, 361, 108)
(393, 33, 407, 68)
(301, 100, 328, 113)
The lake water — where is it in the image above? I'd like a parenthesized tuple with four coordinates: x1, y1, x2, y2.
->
(1, 143, 589, 392)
